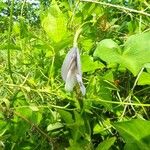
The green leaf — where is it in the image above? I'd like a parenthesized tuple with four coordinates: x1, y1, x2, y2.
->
(144, 63, 150, 73)
(19, 16, 29, 38)
(93, 39, 121, 64)
(58, 110, 74, 124)
(80, 38, 94, 51)
(16, 107, 42, 124)
(97, 79, 113, 110)
(81, 55, 104, 72)
(87, 76, 113, 110)
(96, 137, 116, 150)
(103, 70, 114, 82)
(29, 105, 39, 111)
(138, 72, 150, 85)
(93, 119, 112, 136)
(94, 32, 150, 75)
(122, 32, 150, 75)
(67, 140, 86, 150)
(74, 111, 84, 127)
(0, 113, 7, 134)
(15, 107, 32, 119)
(0, 1, 7, 10)
(0, 43, 21, 50)
(82, 3, 104, 20)
(47, 122, 64, 131)
(114, 119, 150, 150)
(41, 1, 67, 43)
(93, 124, 105, 135)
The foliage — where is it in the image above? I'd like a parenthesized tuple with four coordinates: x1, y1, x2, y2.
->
(0, 0, 150, 150)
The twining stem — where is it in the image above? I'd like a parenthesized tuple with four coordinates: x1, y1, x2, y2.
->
(7, 0, 15, 83)
(131, 67, 144, 92)
(120, 67, 144, 119)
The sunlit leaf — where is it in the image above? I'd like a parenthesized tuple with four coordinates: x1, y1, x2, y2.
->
(122, 32, 150, 75)
(94, 32, 150, 75)
(81, 55, 104, 72)
(94, 39, 122, 64)
(47, 122, 64, 131)
(41, 1, 67, 43)
(114, 119, 150, 150)
(138, 72, 150, 85)
(96, 137, 116, 150)
(58, 110, 74, 124)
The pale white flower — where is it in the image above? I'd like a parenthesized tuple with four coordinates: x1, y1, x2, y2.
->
(61, 47, 86, 95)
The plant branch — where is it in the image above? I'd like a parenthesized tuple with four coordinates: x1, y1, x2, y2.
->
(81, 0, 150, 17)
(7, 0, 15, 83)
(4, 83, 150, 107)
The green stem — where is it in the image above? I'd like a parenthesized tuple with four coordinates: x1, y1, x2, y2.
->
(73, 28, 82, 47)
(8, 0, 15, 83)
(20, 0, 26, 17)
(73, 21, 92, 47)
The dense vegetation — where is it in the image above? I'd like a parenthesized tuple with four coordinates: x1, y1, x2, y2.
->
(0, 0, 150, 149)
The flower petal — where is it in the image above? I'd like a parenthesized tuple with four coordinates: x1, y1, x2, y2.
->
(76, 47, 82, 76)
(65, 54, 77, 91)
(61, 47, 77, 81)
(61, 47, 86, 95)
(65, 69, 77, 91)
(76, 74, 86, 95)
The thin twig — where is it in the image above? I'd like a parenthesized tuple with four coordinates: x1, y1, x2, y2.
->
(81, 0, 150, 17)
(131, 67, 144, 92)
(4, 83, 150, 107)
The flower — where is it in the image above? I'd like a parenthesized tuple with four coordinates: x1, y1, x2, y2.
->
(61, 47, 86, 95)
